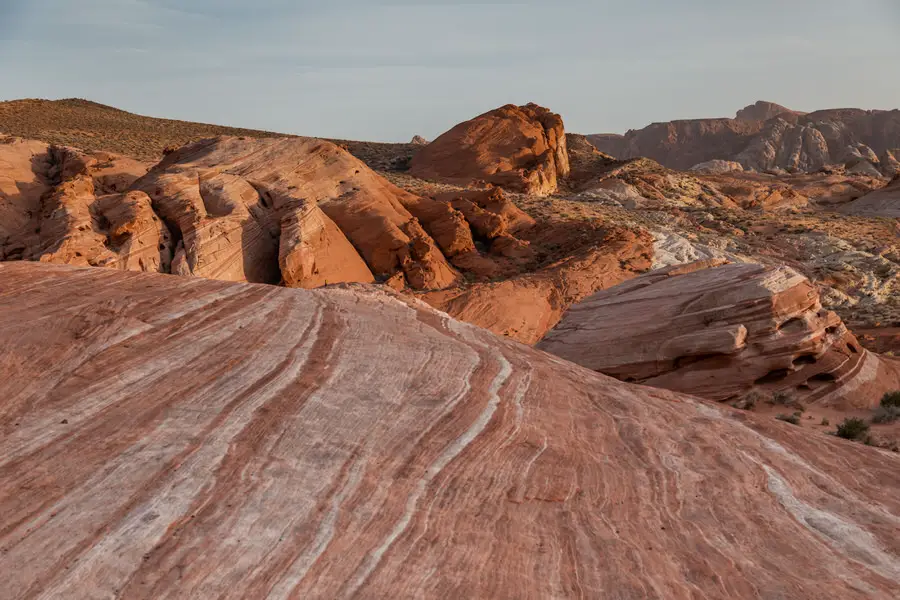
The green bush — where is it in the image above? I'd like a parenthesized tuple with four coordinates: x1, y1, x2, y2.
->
(777, 413, 801, 426)
(835, 418, 870, 441)
(881, 390, 900, 408)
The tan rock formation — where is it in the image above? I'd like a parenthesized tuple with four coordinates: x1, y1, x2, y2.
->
(422, 227, 652, 344)
(132, 136, 461, 289)
(3, 261, 900, 599)
(841, 175, 900, 218)
(539, 261, 900, 409)
(0, 137, 160, 267)
(409, 103, 570, 196)
(2, 134, 651, 343)
(588, 102, 900, 175)
(735, 100, 802, 122)
(690, 159, 745, 174)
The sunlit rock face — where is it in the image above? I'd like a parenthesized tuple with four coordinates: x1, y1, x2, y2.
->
(1, 261, 900, 599)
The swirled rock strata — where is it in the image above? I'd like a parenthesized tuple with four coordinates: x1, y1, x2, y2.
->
(1, 262, 899, 598)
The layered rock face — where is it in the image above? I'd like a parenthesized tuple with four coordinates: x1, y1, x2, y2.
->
(690, 159, 744, 174)
(1, 135, 552, 292)
(0, 136, 159, 267)
(409, 103, 570, 196)
(841, 175, 900, 218)
(588, 118, 763, 172)
(135, 136, 464, 289)
(2, 261, 900, 599)
(421, 226, 652, 344)
(2, 134, 647, 343)
(588, 101, 900, 175)
(735, 100, 802, 122)
(539, 261, 900, 409)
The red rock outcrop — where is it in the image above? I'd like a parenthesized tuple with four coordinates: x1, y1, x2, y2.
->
(422, 226, 652, 344)
(539, 261, 900, 409)
(409, 103, 570, 196)
(135, 136, 462, 289)
(588, 101, 900, 175)
(2, 134, 654, 343)
(840, 175, 900, 218)
(0, 136, 158, 266)
(2, 261, 900, 599)
(735, 100, 802, 122)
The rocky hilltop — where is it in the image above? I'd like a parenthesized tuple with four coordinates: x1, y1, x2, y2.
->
(2, 262, 900, 599)
(589, 100, 900, 175)
(410, 103, 570, 196)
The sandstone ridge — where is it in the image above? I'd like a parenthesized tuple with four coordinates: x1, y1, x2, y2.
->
(1, 261, 899, 599)
(588, 101, 900, 175)
(539, 261, 900, 409)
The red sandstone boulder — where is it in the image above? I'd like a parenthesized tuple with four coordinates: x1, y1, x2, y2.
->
(409, 103, 570, 196)
(539, 261, 900, 409)
(840, 175, 900, 218)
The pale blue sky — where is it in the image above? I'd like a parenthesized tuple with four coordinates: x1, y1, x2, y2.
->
(1, 0, 898, 141)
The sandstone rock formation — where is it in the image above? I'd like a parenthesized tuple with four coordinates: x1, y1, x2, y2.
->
(690, 159, 745, 174)
(539, 261, 900, 409)
(841, 175, 900, 218)
(2, 261, 900, 599)
(409, 135, 429, 145)
(588, 101, 900, 175)
(735, 100, 802, 122)
(421, 226, 652, 344)
(409, 103, 570, 196)
(2, 134, 649, 343)
(0, 136, 156, 266)
(133, 135, 458, 288)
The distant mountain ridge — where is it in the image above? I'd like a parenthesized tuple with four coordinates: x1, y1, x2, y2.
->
(588, 100, 900, 175)
(0, 98, 418, 169)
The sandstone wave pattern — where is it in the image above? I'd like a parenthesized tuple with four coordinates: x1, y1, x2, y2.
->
(539, 261, 900, 409)
(1, 262, 900, 599)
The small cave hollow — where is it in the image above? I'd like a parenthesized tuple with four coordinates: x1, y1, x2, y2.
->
(792, 354, 817, 367)
(809, 372, 837, 383)
(778, 317, 806, 333)
(754, 369, 791, 385)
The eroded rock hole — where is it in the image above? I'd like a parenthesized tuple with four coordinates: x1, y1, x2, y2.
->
(810, 373, 837, 383)
(792, 355, 817, 367)
(755, 369, 791, 385)
(778, 317, 805, 332)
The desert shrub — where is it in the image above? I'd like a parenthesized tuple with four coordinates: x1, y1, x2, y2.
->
(835, 418, 870, 441)
(776, 413, 801, 425)
(732, 391, 762, 411)
(872, 405, 900, 424)
(881, 390, 900, 408)
(772, 390, 803, 410)
(820, 417, 830, 426)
